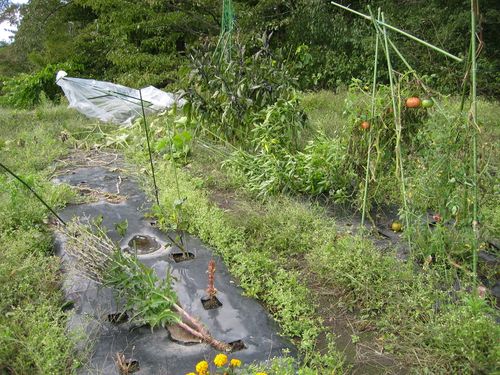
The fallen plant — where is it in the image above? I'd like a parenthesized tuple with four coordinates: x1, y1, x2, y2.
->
(62, 219, 231, 351)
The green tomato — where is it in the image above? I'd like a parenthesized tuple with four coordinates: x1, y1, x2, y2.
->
(422, 99, 434, 108)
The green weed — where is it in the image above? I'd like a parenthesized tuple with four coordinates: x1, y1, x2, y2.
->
(148, 161, 345, 373)
(0, 104, 98, 374)
(123, 94, 499, 373)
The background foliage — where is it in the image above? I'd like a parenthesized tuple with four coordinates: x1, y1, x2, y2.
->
(1, 0, 499, 97)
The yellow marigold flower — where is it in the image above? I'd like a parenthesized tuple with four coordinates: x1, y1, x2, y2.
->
(213, 353, 228, 367)
(186, 373, 196, 375)
(195, 360, 209, 374)
(230, 358, 242, 367)
(255, 372, 268, 375)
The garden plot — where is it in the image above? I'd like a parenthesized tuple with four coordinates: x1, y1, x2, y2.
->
(52, 153, 295, 374)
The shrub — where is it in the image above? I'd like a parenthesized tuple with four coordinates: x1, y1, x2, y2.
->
(1, 63, 76, 108)
(181, 35, 301, 143)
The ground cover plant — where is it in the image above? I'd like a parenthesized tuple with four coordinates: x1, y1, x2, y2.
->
(0, 104, 100, 373)
(116, 118, 499, 373)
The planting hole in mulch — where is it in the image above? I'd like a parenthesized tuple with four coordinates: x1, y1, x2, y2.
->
(166, 324, 202, 345)
(61, 300, 75, 312)
(229, 340, 246, 352)
(122, 360, 139, 374)
(115, 354, 140, 374)
(171, 251, 195, 263)
(107, 312, 129, 324)
(201, 295, 223, 310)
(127, 235, 161, 255)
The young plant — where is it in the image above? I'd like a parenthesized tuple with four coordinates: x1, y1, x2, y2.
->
(206, 259, 217, 299)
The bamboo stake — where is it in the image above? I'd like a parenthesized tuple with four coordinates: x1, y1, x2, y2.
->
(460, 38, 473, 113)
(380, 13, 411, 251)
(0, 162, 67, 226)
(139, 89, 160, 206)
(361, 7, 381, 227)
(330, 1, 462, 62)
(470, 0, 479, 284)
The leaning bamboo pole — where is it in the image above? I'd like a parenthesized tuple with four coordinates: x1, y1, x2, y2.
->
(379, 13, 411, 251)
(469, 0, 479, 284)
(329, 1, 462, 62)
(361, 8, 381, 226)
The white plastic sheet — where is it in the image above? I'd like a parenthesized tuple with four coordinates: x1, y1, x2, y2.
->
(55, 71, 185, 125)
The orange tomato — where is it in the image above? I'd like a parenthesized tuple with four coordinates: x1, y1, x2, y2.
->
(406, 97, 421, 108)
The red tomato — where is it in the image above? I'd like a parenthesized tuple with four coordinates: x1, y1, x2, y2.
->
(406, 97, 421, 108)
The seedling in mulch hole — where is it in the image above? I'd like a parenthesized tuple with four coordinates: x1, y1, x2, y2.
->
(115, 219, 128, 237)
(168, 197, 194, 262)
(114, 352, 139, 374)
(201, 259, 222, 310)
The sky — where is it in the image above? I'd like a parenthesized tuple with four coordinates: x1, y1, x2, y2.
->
(1, 0, 29, 43)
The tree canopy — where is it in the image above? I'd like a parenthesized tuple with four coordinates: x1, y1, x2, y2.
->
(1, 0, 499, 96)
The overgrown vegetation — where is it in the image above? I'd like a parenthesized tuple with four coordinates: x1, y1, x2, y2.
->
(182, 35, 304, 144)
(0, 105, 97, 373)
(111, 93, 499, 372)
(1, 1, 499, 374)
(1, 1, 500, 97)
(0, 62, 76, 108)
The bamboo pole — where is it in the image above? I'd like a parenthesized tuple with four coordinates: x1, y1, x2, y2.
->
(139, 89, 160, 206)
(330, 1, 462, 62)
(470, 0, 479, 284)
(380, 13, 411, 251)
(0, 162, 67, 226)
(361, 7, 381, 227)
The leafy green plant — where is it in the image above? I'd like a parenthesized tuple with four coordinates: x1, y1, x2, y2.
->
(225, 126, 353, 200)
(155, 129, 192, 163)
(182, 35, 301, 143)
(105, 250, 180, 328)
(114, 219, 128, 237)
(1, 63, 77, 108)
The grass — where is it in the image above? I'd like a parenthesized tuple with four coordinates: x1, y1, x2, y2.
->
(0, 103, 98, 374)
(116, 89, 500, 373)
(151, 157, 499, 373)
(0, 89, 498, 374)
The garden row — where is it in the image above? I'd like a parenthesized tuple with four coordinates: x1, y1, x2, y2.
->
(109, 88, 499, 373)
